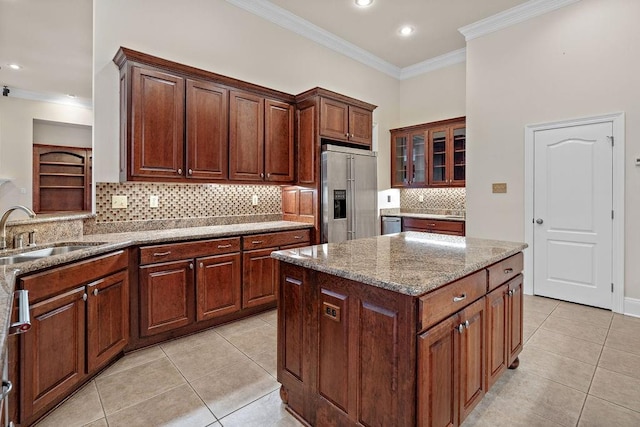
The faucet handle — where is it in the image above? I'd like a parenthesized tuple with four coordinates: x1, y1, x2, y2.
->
(28, 231, 36, 247)
(13, 233, 26, 249)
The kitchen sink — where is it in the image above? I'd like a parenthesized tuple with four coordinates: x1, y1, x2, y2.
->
(0, 244, 97, 266)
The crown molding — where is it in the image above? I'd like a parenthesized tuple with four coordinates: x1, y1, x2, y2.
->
(4, 87, 92, 109)
(226, 0, 402, 79)
(400, 48, 466, 80)
(459, 0, 582, 41)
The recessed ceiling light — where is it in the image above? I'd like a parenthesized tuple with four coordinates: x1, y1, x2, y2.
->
(8, 64, 21, 70)
(399, 25, 414, 37)
(355, 0, 373, 6)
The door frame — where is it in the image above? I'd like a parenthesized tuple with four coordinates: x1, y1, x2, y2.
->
(524, 112, 625, 313)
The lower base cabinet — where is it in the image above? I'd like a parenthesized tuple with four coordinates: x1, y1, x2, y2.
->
(17, 251, 129, 425)
(402, 217, 465, 236)
(197, 253, 242, 321)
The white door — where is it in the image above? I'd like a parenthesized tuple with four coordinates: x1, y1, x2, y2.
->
(533, 122, 613, 309)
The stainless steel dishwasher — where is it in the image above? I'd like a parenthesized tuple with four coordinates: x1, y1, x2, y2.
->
(381, 216, 401, 234)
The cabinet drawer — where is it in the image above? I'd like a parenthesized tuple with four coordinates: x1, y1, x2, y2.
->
(487, 252, 523, 291)
(243, 229, 310, 250)
(402, 218, 465, 235)
(20, 250, 128, 302)
(139, 237, 240, 265)
(418, 270, 487, 332)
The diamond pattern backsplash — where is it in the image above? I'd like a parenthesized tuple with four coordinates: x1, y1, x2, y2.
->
(95, 182, 282, 223)
(400, 188, 466, 214)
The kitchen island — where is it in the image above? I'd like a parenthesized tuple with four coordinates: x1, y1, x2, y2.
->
(272, 232, 527, 427)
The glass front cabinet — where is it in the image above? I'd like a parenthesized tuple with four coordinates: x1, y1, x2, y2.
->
(390, 117, 465, 188)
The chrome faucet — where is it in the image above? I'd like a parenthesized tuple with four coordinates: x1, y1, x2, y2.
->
(1, 205, 36, 250)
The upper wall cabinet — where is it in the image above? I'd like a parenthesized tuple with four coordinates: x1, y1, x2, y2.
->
(390, 117, 465, 188)
(295, 88, 377, 186)
(114, 47, 295, 184)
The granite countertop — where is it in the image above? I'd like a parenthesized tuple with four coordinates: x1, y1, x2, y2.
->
(272, 231, 527, 297)
(381, 212, 466, 222)
(0, 220, 312, 362)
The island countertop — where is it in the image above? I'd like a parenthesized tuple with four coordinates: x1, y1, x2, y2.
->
(271, 231, 527, 297)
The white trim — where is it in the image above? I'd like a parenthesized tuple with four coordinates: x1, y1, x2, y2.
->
(226, 0, 401, 79)
(459, 0, 581, 41)
(624, 297, 640, 318)
(524, 112, 625, 313)
(6, 88, 92, 109)
(399, 49, 466, 80)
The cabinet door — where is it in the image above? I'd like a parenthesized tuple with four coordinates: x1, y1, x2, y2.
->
(130, 66, 185, 179)
(243, 248, 278, 308)
(507, 275, 524, 366)
(21, 287, 86, 423)
(418, 313, 459, 427)
(391, 132, 409, 187)
(319, 98, 348, 141)
(196, 253, 242, 321)
(87, 270, 130, 373)
(229, 90, 264, 181)
(139, 260, 195, 336)
(410, 131, 427, 186)
(186, 79, 228, 180)
(297, 102, 317, 185)
(458, 298, 486, 423)
(348, 105, 372, 146)
(265, 99, 294, 182)
(450, 124, 466, 186)
(428, 126, 449, 187)
(486, 284, 508, 390)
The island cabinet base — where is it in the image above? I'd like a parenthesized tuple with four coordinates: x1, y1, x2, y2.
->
(277, 263, 417, 426)
(276, 251, 524, 427)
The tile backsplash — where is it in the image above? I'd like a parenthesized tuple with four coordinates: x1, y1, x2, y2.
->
(95, 182, 282, 223)
(400, 188, 466, 214)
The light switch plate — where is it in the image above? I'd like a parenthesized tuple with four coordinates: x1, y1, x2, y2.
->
(492, 183, 507, 193)
(251, 195, 259, 205)
(149, 195, 159, 208)
(112, 195, 128, 209)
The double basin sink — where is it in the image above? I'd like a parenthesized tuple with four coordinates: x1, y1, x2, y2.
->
(0, 244, 97, 266)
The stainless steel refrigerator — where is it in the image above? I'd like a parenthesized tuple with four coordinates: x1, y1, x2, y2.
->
(321, 145, 377, 243)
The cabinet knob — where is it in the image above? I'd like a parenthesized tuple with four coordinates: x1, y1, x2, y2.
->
(93, 289, 98, 296)
(267, 173, 270, 178)
(507, 289, 514, 297)
(457, 323, 465, 334)
(345, 133, 349, 138)
(260, 172, 264, 178)
(177, 168, 183, 175)
(199, 262, 203, 269)
(189, 263, 194, 270)
(464, 320, 470, 329)
(83, 293, 88, 302)
(504, 268, 514, 274)
(188, 169, 193, 175)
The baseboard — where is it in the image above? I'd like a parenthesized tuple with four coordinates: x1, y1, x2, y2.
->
(624, 297, 640, 318)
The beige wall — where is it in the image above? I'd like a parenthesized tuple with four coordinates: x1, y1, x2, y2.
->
(0, 97, 92, 213)
(465, 0, 640, 299)
(93, 0, 400, 190)
(396, 62, 466, 128)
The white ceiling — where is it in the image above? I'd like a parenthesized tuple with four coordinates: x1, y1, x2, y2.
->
(0, 0, 531, 105)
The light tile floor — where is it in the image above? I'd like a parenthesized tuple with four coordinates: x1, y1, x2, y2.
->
(35, 296, 640, 427)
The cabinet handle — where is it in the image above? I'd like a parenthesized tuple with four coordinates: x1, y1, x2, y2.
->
(0, 381, 13, 400)
(252, 240, 264, 244)
(429, 223, 436, 227)
(464, 320, 470, 329)
(189, 263, 194, 270)
(345, 133, 349, 138)
(260, 173, 264, 178)
(217, 244, 232, 249)
(177, 168, 182, 175)
(457, 324, 465, 334)
(199, 262, 203, 269)
(294, 235, 302, 239)
(504, 268, 514, 274)
(453, 294, 466, 302)
(9, 290, 31, 335)
(153, 251, 171, 257)
(188, 169, 193, 175)
(83, 293, 88, 302)
(93, 289, 98, 296)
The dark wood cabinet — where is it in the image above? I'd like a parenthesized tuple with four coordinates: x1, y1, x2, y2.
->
(21, 287, 86, 424)
(139, 259, 195, 337)
(186, 79, 228, 180)
(229, 90, 265, 181)
(86, 270, 130, 373)
(130, 66, 185, 180)
(265, 99, 294, 182)
(17, 251, 129, 426)
(242, 230, 311, 309)
(402, 217, 465, 236)
(196, 253, 242, 321)
(390, 117, 465, 188)
(319, 98, 372, 147)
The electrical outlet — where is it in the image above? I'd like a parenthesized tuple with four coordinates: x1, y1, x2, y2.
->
(112, 195, 128, 209)
(149, 195, 159, 208)
(419, 194, 424, 203)
(492, 183, 507, 193)
(252, 195, 259, 206)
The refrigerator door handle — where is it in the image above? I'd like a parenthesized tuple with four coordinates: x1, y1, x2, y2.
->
(350, 156, 356, 239)
(346, 155, 353, 240)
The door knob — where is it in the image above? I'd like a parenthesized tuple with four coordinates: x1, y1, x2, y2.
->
(535, 218, 544, 224)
